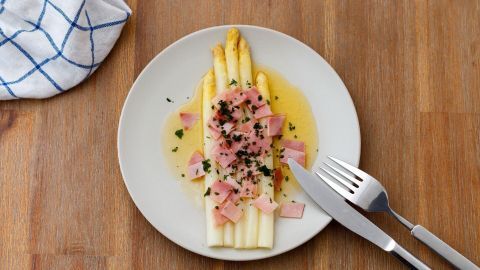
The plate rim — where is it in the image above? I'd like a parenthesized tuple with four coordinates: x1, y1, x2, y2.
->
(117, 24, 361, 261)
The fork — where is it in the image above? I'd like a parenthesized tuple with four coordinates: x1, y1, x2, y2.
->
(316, 156, 479, 270)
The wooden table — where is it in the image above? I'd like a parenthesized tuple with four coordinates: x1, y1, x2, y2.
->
(1, 1, 479, 269)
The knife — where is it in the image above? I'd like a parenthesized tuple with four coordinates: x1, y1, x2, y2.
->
(288, 159, 431, 270)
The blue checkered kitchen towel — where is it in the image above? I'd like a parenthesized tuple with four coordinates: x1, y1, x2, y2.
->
(0, 0, 131, 100)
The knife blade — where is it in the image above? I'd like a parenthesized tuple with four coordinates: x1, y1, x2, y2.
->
(288, 159, 430, 270)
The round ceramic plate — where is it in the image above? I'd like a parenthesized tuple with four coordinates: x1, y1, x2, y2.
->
(118, 25, 361, 261)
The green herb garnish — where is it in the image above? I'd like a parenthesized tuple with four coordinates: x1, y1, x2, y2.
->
(175, 129, 184, 139)
(229, 79, 238, 86)
(171, 146, 178, 152)
(204, 187, 211, 197)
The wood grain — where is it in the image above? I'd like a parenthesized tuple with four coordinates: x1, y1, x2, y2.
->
(1, 0, 479, 269)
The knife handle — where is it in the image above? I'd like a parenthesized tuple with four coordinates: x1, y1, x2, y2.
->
(411, 225, 479, 269)
(390, 243, 431, 270)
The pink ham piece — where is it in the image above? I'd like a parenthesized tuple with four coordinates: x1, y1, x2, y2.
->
(226, 189, 241, 203)
(208, 118, 235, 138)
(266, 115, 286, 136)
(253, 104, 273, 119)
(210, 180, 232, 204)
(225, 176, 242, 191)
(253, 194, 278, 214)
(179, 112, 200, 130)
(220, 201, 243, 223)
(211, 87, 247, 107)
(212, 204, 229, 226)
(237, 120, 256, 133)
(280, 202, 305, 218)
(244, 87, 266, 111)
(280, 139, 306, 167)
(273, 168, 283, 192)
(187, 162, 205, 180)
(240, 180, 257, 197)
(187, 151, 205, 179)
(282, 139, 305, 152)
(211, 144, 236, 168)
(280, 147, 306, 167)
(188, 151, 204, 165)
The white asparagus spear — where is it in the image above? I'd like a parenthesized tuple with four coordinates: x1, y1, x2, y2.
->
(225, 28, 240, 88)
(202, 70, 223, 247)
(256, 72, 275, 248)
(212, 44, 235, 247)
(239, 37, 253, 89)
(239, 37, 260, 248)
(225, 28, 249, 248)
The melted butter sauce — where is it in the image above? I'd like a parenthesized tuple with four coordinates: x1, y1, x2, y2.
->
(162, 66, 318, 206)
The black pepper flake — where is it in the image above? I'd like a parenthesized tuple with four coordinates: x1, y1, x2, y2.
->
(258, 95, 263, 101)
(214, 192, 220, 195)
(204, 187, 211, 197)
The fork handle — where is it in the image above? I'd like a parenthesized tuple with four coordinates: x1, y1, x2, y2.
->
(411, 225, 479, 269)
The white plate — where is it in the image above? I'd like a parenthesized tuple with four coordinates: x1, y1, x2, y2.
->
(118, 25, 361, 261)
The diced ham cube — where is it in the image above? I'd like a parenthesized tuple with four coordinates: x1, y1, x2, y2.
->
(220, 201, 243, 223)
(273, 168, 283, 192)
(282, 139, 305, 152)
(179, 112, 200, 130)
(226, 190, 241, 203)
(280, 202, 305, 218)
(211, 87, 247, 107)
(208, 125, 222, 139)
(212, 204, 229, 226)
(208, 118, 235, 137)
(280, 147, 306, 167)
(240, 180, 257, 198)
(211, 144, 236, 168)
(244, 87, 266, 111)
(188, 151, 204, 165)
(252, 104, 273, 119)
(187, 151, 205, 179)
(266, 115, 286, 136)
(253, 194, 278, 214)
(187, 161, 205, 179)
(225, 176, 242, 190)
(237, 120, 256, 133)
(210, 180, 232, 203)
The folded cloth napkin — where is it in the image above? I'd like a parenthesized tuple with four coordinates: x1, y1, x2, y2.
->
(0, 0, 131, 100)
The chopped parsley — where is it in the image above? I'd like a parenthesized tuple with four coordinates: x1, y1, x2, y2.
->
(229, 79, 238, 86)
(275, 96, 279, 100)
(204, 187, 211, 197)
(294, 135, 298, 139)
(181, 173, 185, 177)
(174, 129, 184, 139)
(214, 192, 220, 195)
(166, 97, 173, 103)
(258, 95, 263, 101)
(171, 146, 179, 152)
(285, 176, 289, 182)
(246, 80, 252, 87)
(266, 99, 270, 105)
(258, 165, 271, 176)
(202, 159, 212, 173)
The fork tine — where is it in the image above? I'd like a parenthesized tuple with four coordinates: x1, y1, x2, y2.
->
(328, 156, 371, 180)
(320, 167, 357, 191)
(324, 162, 362, 186)
(315, 171, 354, 200)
